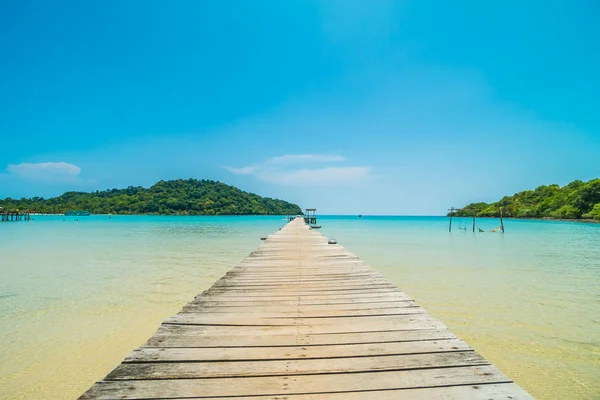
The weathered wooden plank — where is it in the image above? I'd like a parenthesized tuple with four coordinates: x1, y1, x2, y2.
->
(162, 314, 442, 333)
(211, 281, 394, 289)
(80, 365, 511, 399)
(233, 263, 370, 268)
(182, 300, 416, 312)
(170, 308, 426, 322)
(204, 287, 401, 295)
(224, 275, 384, 282)
(217, 279, 389, 286)
(231, 266, 373, 272)
(144, 327, 458, 348)
(221, 273, 384, 281)
(190, 298, 414, 306)
(119, 384, 533, 400)
(127, 338, 472, 362)
(230, 262, 369, 267)
(216, 273, 386, 280)
(180, 305, 420, 316)
(219, 269, 378, 276)
(108, 351, 488, 380)
(193, 292, 411, 301)
(157, 322, 445, 336)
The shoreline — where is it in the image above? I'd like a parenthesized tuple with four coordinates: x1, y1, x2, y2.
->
(28, 213, 295, 217)
(28, 213, 600, 223)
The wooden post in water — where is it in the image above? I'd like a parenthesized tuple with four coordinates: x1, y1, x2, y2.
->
(500, 207, 505, 233)
(472, 214, 476, 233)
(448, 207, 454, 232)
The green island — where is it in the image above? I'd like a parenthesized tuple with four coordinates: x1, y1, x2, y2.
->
(453, 178, 600, 220)
(0, 179, 303, 215)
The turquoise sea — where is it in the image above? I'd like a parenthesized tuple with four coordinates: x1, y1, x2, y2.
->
(0, 215, 598, 399)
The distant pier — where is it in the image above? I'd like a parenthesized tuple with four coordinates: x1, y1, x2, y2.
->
(304, 208, 317, 225)
(80, 217, 532, 399)
(288, 208, 319, 227)
(0, 209, 31, 222)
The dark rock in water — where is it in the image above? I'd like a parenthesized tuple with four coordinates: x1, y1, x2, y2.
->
(328, 239, 337, 244)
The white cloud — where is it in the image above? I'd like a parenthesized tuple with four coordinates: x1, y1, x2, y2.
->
(224, 166, 259, 175)
(6, 162, 82, 181)
(225, 154, 371, 186)
(262, 166, 372, 186)
(269, 154, 346, 165)
(226, 154, 345, 175)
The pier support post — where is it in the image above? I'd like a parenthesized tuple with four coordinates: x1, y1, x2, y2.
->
(448, 207, 455, 232)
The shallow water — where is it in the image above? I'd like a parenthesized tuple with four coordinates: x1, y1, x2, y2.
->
(0, 215, 598, 399)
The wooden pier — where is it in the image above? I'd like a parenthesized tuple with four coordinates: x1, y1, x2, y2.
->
(80, 217, 532, 399)
(0, 209, 31, 222)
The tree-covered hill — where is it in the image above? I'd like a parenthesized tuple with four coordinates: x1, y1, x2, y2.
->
(0, 179, 303, 215)
(453, 178, 600, 220)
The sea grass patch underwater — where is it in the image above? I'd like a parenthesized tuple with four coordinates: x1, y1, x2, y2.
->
(1, 215, 598, 399)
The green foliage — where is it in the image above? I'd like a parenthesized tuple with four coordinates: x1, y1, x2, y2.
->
(0, 179, 303, 216)
(452, 178, 600, 220)
(548, 205, 581, 219)
(582, 203, 600, 220)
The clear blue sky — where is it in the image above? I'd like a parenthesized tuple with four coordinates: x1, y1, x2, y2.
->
(1, 0, 599, 214)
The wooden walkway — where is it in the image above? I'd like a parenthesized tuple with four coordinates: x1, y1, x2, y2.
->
(80, 218, 533, 399)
